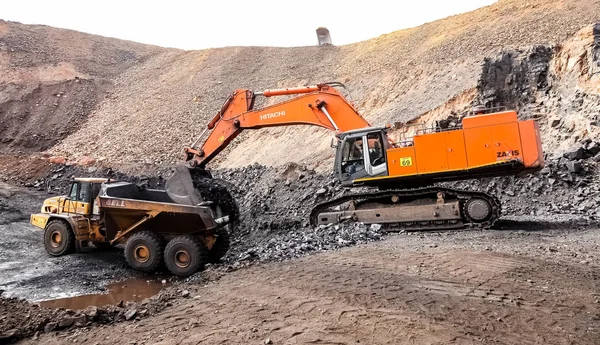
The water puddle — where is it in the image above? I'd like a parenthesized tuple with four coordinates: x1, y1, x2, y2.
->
(39, 277, 171, 310)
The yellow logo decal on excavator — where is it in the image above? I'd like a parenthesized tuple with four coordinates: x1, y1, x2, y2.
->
(218, 136, 225, 143)
(400, 157, 413, 166)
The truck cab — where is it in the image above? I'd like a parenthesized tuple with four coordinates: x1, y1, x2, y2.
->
(31, 178, 110, 256)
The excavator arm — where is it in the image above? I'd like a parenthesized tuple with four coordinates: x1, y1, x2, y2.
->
(184, 83, 371, 168)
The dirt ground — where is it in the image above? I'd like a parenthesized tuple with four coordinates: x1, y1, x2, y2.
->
(21, 225, 600, 345)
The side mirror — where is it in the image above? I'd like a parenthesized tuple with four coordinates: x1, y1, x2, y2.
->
(330, 137, 338, 148)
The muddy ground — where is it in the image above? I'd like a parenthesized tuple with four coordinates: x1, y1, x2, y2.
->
(0, 220, 140, 300)
(18, 224, 600, 345)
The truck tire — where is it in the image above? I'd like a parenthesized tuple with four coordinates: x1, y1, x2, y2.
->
(125, 231, 165, 273)
(208, 228, 230, 263)
(164, 235, 208, 277)
(44, 220, 75, 256)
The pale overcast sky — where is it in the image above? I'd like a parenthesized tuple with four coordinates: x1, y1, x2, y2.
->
(2, 0, 497, 50)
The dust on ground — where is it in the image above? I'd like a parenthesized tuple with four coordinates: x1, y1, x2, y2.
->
(21, 225, 600, 345)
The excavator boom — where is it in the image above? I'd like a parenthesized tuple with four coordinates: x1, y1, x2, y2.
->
(184, 83, 370, 168)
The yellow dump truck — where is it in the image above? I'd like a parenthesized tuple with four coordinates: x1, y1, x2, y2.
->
(30, 178, 231, 276)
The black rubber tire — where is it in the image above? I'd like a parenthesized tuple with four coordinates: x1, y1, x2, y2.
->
(124, 231, 165, 273)
(164, 235, 208, 277)
(208, 228, 231, 263)
(43, 220, 75, 256)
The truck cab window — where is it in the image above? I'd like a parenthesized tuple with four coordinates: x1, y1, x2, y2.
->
(91, 183, 102, 200)
(69, 183, 78, 200)
(79, 182, 90, 203)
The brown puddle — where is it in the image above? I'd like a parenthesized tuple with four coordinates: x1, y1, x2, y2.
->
(39, 277, 171, 310)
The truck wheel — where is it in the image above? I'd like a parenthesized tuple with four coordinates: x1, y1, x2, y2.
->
(208, 228, 230, 263)
(164, 235, 208, 277)
(44, 220, 75, 256)
(125, 231, 165, 273)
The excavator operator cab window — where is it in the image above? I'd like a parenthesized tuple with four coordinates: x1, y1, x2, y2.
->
(365, 131, 387, 176)
(341, 137, 366, 175)
(367, 132, 385, 166)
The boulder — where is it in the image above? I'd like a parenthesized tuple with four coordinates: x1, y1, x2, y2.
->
(549, 117, 561, 128)
(315, 187, 328, 196)
(43, 322, 57, 333)
(84, 306, 98, 319)
(48, 156, 66, 164)
(585, 141, 600, 156)
(124, 309, 137, 320)
(0, 329, 17, 341)
(78, 156, 96, 166)
(369, 224, 382, 231)
(563, 145, 584, 160)
(73, 314, 87, 326)
(566, 161, 582, 173)
(57, 316, 75, 329)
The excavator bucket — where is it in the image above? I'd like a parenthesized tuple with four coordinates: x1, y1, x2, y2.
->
(165, 165, 204, 206)
(316, 27, 332, 46)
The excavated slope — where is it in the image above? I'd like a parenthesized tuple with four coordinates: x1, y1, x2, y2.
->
(0, 20, 164, 152)
(2, 0, 600, 172)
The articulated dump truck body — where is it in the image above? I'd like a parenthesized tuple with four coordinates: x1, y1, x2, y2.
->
(99, 182, 227, 245)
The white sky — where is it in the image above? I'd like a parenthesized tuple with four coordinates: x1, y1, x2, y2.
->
(1, 0, 497, 50)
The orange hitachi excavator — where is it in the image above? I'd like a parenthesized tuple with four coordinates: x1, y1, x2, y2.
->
(166, 82, 544, 231)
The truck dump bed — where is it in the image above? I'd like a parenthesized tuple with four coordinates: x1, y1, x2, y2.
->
(98, 182, 226, 243)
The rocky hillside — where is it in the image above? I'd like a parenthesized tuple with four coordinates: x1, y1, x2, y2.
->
(0, 20, 163, 153)
(0, 0, 599, 174)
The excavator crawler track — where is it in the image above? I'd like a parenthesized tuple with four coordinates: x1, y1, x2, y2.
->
(310, 187, 501, 231)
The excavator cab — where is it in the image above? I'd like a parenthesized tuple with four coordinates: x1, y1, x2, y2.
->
(335, 127, 389, 186)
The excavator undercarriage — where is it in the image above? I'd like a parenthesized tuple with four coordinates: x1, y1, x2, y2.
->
(310, 187, 501, 231)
